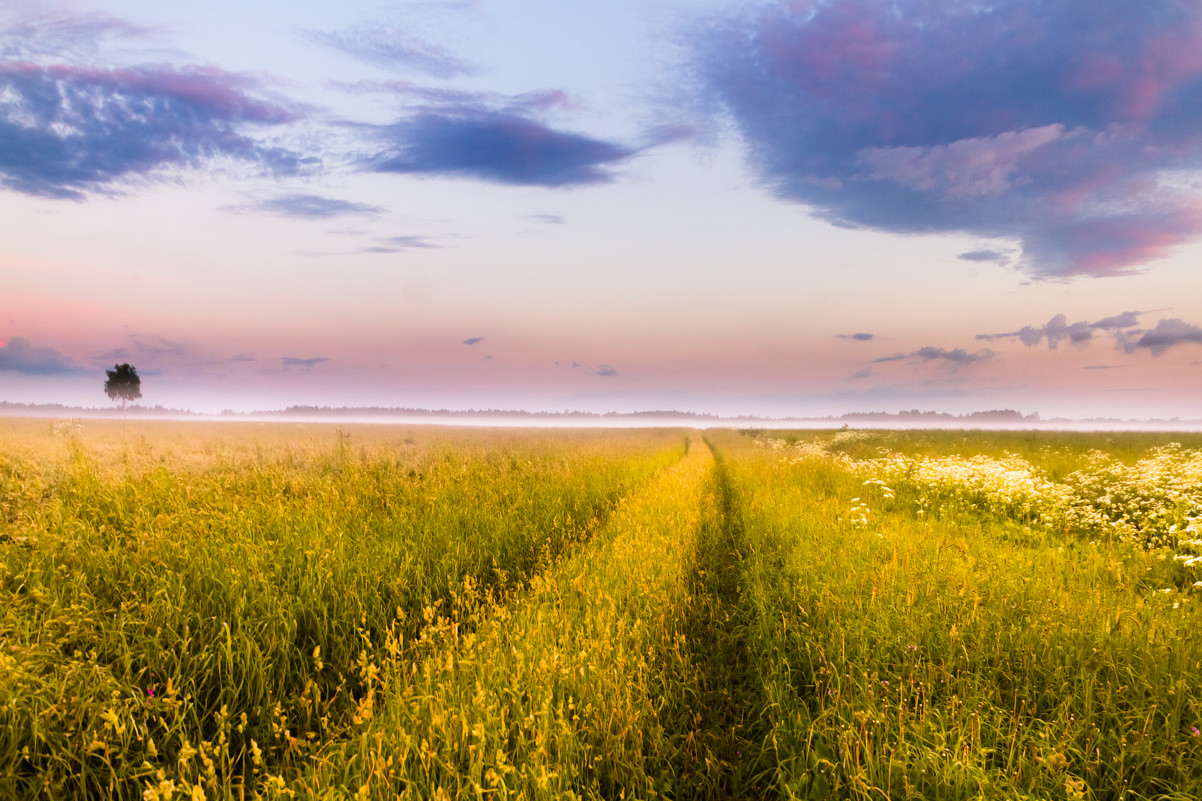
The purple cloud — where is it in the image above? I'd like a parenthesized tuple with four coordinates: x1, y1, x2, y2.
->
(838, 333, 874, 341)
(875, 347, 993, 368)
(0, 9, 146, 62)
(1134, 319, 1202, 356)
(0, 57, 310, 199)
(253, 194, 384, 219)
(282, 357, 328, 368)
(958, 250, 1011, 266)
(333, 81, 572, 116)
(363, 235, 440, 253)
(597, 365, 618, 377)
(366, 109, 637, 187)
(303, 24, 476, 78)
(0, 337, 85, 375)
(463, 337, 484, 345)
(691, 0, 1202, 276)
(978, 312, 1144, 348)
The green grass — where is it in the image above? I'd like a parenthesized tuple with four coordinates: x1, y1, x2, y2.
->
(720, 428, 1202, 800)
(2, 419, 1201, 799)
(0, 420, 684, 799)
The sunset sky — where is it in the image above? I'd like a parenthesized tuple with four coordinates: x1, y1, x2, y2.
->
(3, 0, 1202, 419)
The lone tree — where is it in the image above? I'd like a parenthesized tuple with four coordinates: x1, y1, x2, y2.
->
(104, 363, 142, 409)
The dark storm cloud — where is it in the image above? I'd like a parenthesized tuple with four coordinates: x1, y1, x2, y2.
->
(302, 24, 476, 78)
(365, 109, 638, 187)
(253, 194, 384, 219)
(978, 312, 1144, 348)
(690, 0, 1202, 276)
(0, 337, 86, 375)
(0, 60, 310, 199)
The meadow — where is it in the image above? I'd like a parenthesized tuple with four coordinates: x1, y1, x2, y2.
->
(1, 419, 1200, 799)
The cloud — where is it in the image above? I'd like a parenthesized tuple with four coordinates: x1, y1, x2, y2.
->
(1133, 318, 1202, 356)
(300, 234, 441, 256)
(838, 332, 874, 341)
(341, 80, 667, 188)
(282, 357, 328, 367)
(691, 0, 1202, 276)
(958, 250, 1011, 266)
(332, 81, 573, 116)
(526, 213, 565, 225)
(0, 8, 147, 62)
(0, 60, 310, 199)
(1084, 364, 1122, 370)
(597, 365, 618, 376)
(462, 337, 484, 345)
(874, 347, 993, 368)
(302, 24, 475, 78)
(978, 311, 1143, 348)
(365, 109, 638, 187)
(252, 194, 384, 219)
(361, 235, 440, 253)
(0, 337, 86, 375)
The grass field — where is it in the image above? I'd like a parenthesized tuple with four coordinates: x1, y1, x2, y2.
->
(2, 418, 1200, 799)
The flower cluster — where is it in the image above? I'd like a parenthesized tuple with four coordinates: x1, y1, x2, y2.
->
(771, 434, 1202, 585)
(865, 451, 1071, 527)
(1061, 445, 1202, 548)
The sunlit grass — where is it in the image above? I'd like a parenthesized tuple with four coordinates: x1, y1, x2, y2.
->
(300, 435, 720, 799)
(729, 428, 1202, 799)
(0, 419, 684, 799)
(3, 419, 1201, 799)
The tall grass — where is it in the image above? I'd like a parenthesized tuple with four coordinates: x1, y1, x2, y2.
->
(0, 420, 684, 799)
(4, 419, 1200, 799)
(720, 429, 1202, 800)
(298, 435, 721, 799)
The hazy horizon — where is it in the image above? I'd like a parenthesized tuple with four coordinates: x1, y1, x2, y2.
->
(4, 1, 1202, 419)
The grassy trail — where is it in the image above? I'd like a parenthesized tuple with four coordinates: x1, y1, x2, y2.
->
(672, 440, 773, 797)
(299, 435, 721, 798)
(298, 436, 800, 800)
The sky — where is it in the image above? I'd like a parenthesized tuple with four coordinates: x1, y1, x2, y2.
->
(3, 0, 1202, 419)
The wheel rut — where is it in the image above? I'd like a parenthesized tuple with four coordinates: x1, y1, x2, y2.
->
(667, 438, 774, 799)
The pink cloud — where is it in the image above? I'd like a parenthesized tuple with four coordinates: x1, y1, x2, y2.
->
(692, 0, 1202, 276)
